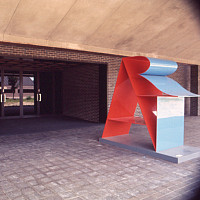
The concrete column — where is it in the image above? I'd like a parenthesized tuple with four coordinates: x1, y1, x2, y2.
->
(36, 71, 40, 115)
(198, 65, 200, 115)
(1, 67, 4, 117)
(190, 65, 198, 116)
(52, 72, 56, 114)
(19, 68, 23, 117)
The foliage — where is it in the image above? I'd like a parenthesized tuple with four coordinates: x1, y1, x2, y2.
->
(26, 96, 32, 100)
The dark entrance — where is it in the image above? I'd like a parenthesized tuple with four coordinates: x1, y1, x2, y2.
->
(40, 71, 62, 115)
(0, 57, 107, 122)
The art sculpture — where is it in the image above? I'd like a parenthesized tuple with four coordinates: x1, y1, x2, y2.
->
(100, 56, 200, 162)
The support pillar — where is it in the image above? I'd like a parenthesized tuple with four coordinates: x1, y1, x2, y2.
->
(190, 65, 198, 116)
(1, 67, 4, 117)
(52, 71, 56, 114)
(36, 71, 40, 115)
(198, 65, 200, 115)
(19, 68, 23, 117)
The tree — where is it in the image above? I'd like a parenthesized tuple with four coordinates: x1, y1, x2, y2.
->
(8, 76, 19, 99)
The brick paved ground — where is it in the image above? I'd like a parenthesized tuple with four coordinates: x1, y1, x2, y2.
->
(0, 116, 199, 200)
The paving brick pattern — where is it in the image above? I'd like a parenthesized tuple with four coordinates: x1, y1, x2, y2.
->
(0, 116, 200, 200)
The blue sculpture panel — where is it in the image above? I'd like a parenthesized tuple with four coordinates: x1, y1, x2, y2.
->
(142, 57, 178, 76)
(141, 75, 198, 97)
(156, 97, 184, 152)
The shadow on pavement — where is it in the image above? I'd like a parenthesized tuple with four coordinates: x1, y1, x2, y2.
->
(0, 116, 99, 136)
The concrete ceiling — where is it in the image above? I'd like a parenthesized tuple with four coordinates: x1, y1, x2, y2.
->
(0, 0, 200, 64)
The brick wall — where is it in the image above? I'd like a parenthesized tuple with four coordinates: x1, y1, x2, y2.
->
(63, 64, 100, 122)
(0, 42, 197, 120)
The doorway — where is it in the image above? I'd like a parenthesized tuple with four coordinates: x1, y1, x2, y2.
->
(0, 68, 40, 118)
(39, 71, 63, 115)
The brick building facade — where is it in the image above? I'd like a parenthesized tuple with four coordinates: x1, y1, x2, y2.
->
(0, 42, 199, 122)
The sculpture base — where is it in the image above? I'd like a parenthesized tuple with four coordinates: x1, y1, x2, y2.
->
(99, 135, 200, 163)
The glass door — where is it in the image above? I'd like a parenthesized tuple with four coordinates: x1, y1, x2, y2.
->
(23, 72, 36, 116)
(0, 68, 41, 118)
(4, 71, 20, 117)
